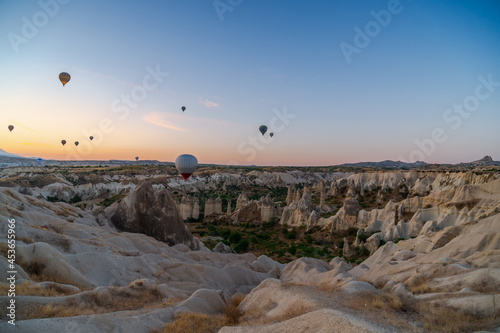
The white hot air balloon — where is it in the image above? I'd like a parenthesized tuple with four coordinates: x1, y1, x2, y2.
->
(175, 154, 198, 181)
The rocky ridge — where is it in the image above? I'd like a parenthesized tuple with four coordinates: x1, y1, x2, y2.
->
(0, 166, 498, 332)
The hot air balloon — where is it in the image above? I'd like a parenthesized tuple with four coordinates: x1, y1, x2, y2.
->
(8, 125, 14, 132)
(61, 140, 66, 146)
(270, 132, 274, 137)
(59, 72, 71, 86)
(37, 158, 43, 166)
(89, 136, 94, 141)
(74, 141, 79, 146)
(259, 125, 267, 136)
(175, 154, 198, 181)
(135, 156, 139, 161)
(181, 106, 186, 112)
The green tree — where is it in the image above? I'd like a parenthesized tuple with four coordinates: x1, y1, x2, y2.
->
(229, 231, 242, 244)
(233, 239, 249, 253)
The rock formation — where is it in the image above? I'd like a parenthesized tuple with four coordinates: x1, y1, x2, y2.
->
(294, 189, 301, 203)
(204, 198, 214, 217)
(275, 203, 282, 216)
(280, 186, 318, 228)
(212, 242, 231, 253)
(0, 165, 499, 332)
(260, 194, 275, 222)
(179, 195, 193, 220)
(204, 197, 223, 220)
(236, 192, 250, 210)
(343, 183, 361, 225)
(0, 185, 283, 332)
(342, 237, 354, 258)
(108, 180, 201, 250)
(286, 185, 293, 205)
(192, 198, 200, 219)
(214, 197, 223, 214)
(319, 187, 325, 207)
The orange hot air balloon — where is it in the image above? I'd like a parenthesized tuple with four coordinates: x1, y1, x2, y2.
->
(59, 72, 71, 86)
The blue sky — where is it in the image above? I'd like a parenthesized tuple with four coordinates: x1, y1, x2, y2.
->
(1, 0, 499, 165)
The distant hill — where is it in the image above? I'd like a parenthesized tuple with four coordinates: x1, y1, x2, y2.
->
(339, 160, 428, 169)
(0, 152, 175, 167)
(458, 155, 500, 167)
(0, 148, 27, 159)
(0, 148, 497, 169)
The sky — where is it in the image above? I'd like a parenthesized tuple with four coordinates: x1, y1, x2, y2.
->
(0, 0, 499, 166)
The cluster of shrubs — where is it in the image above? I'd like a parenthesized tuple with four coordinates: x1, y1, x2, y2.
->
(46, 194, 82, 204)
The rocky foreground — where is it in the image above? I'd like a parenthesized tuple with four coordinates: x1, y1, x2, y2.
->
(0, 166, 499, 332)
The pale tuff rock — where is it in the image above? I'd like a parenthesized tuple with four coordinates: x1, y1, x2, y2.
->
(279, 258, 333, 285)
(227, 192, 262, 224)
(204, 198, 214, 217)
(0, 185, 286, 327)
(352, 175, 498, 245)
(396, 178, 409, 197)
(298, 186, 313, 210)
(330, 182, 338, 196)
(329, 203, 367, 234)
(215, 197, 223, 214)
(251, 255, 286, 273)
(319, 187, 325, 207)
(354, 229, 364, 247)
(337, 178, 349, 193)
(15, 242, 95, 289)
(293, 190, 300, 203)
(343, 183, 361, 225)
(347, 213, 500, 317)
(260, 194, 275, 222)
(227, 199, 232, 214)
(336, 171, 496, 197)
(192, 199, 200, 219)
(37, 181, 135, 203)
(275, 203, 282, 216)
(228, 201, 261, 225)
(305, 172, 496, 241)
(108, 180, 201, 250)
(286, 185, 294, 205)
(316, 180, 324, 193)
(365, 232, 385, 255)
(431, 225, 463, 250)
(328, 257, 353, 276)
(228, 194, 280, 224)
(178, 195, 200, 220)
(278, 257, 356, 290)
(280, 186, 318, 228)
(204, 197, 223, 218)
(236, 192, 250, 210)
(342, 237, 355, 258)
(179, 195, 193, 220)
(212, 242, 232, 253)
(1, 167, 499, 331)
(303, 184, 311, 196)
